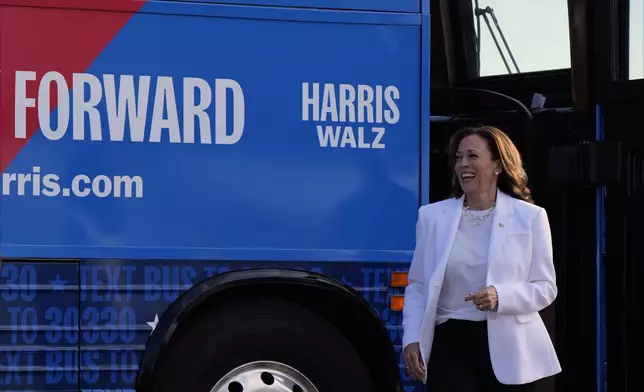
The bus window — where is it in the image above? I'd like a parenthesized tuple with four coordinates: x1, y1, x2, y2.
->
(629, 0, 643, 79)
(471, 0, 571, 77)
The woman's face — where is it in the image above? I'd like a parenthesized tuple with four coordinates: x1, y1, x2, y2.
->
(454, 134, 500, 196)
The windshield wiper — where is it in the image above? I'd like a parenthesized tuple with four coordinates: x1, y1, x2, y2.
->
(474, 1, 521, 74)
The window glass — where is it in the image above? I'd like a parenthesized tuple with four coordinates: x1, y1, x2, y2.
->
(629, 0, 644, 80)
(472, 0, 571, 77)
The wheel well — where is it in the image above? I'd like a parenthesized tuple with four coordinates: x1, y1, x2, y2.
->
(136, 269, 402, 392)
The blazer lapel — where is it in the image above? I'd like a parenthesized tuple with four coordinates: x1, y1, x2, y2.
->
(431, 196, 464, 286)
(486, 191, 516, 282)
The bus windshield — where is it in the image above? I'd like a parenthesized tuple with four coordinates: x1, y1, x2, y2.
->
(471, 0, 571, 77)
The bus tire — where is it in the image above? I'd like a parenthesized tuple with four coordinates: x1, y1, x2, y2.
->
(150, 297, 377, 392)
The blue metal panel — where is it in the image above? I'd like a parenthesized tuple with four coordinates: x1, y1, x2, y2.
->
(75, 259, 423, 390)
(140, 0, 421, 24)
(420, 11, 430, 205)
(0, 3, 423, 263)
(0, 261, 79, 391)
(595, 105, 607, 392)
(154, 0, 420, 13)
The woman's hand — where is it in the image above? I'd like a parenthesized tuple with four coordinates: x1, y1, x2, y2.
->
(465, 285, 498, 311)
(403, 342, 426, 381)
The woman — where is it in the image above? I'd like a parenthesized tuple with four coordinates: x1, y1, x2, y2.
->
(402, 125, 561, 391)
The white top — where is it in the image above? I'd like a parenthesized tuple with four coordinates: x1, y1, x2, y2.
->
(436, 207, 495, 324)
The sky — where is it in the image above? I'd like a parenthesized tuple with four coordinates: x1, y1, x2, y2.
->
(474, 0, 643, 80)
(630, 0, 643, 79)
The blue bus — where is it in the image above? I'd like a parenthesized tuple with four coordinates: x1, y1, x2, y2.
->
(0, 1, 642, 391)
(0, 0, 428, 391)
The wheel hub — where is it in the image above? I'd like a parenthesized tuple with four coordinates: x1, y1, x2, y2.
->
(209, 360, 320, 392)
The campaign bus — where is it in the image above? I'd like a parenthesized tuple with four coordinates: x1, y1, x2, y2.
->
(0, 0, 429, 391)
(2, 1, 643, 392)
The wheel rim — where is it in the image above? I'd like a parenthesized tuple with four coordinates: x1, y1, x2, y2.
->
(209, 360, 320, 392)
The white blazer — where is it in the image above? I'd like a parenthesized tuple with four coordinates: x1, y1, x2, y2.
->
(402, 190, 562, 385)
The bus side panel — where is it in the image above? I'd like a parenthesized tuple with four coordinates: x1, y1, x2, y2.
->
(0, 3, 421, 262)
(76, 259, 420, 390)
(156, 0, 420, 13)
(0, 262, 79, 392)
(0, 259, 424, 391)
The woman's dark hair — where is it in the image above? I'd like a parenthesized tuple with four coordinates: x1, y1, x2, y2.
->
(447, 125, 533, 203)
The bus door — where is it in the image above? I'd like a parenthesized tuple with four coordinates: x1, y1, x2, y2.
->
(431, 1, 598, 390)
(591, 1, 644, 390)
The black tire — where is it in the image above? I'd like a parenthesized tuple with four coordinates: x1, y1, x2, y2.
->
(150, 297, 377, 392)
